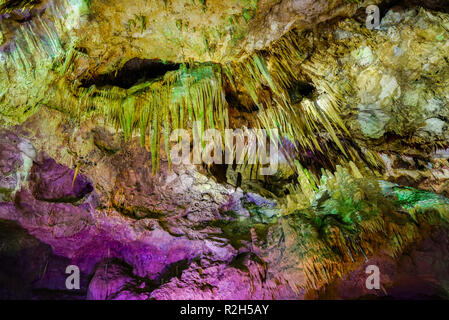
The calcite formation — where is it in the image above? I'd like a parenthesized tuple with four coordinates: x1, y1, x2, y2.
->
(1, 0, 449, 300)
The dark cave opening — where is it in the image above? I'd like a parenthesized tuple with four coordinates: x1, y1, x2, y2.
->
(288, 81, 316, 103)
(158, 258, 191, 285)
(396, 0, 449, 13)
(81, 58, 181, 89)
(354, 0, 449, 26)
(225, 91, 260, 112)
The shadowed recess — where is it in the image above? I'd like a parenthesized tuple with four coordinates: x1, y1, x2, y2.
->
(81, 58, 181, 89)
(0, 0, 41, 13)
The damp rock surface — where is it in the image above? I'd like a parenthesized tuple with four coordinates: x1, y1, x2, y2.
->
(1, 1, 449, 301)
(1, 131, 449, 299)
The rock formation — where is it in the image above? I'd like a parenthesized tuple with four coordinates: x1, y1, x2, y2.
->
(1, 0, 449, 300)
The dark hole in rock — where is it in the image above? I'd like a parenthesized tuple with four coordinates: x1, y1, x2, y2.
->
(355, 0, 449, 24)
(0, 219, 88, 300)
(398, 0, 449, 13)
(229, 252, 265, 274)
(225, 90, 259, 112)
(387, 175, 422, 189)
(75, 47, 88, 55)
(206, 163, 229, 186)
(81, 58, 181, 89)
(288, 81, 316, 103)
(158, 258, 191, 285)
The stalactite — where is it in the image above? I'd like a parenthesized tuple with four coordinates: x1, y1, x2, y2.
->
(282, 163, 449, 290)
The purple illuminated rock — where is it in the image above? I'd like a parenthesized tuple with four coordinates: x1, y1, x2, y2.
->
(2, 130, 449, 300)
(29, 157, 93, 203)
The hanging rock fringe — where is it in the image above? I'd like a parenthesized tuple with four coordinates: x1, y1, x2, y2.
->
(282, 164, 449, 290)
(0, 0, 39, 13)
(3, 9, 383, 175)
(222, 29, 383, 173)
(60, 64, 229, 173)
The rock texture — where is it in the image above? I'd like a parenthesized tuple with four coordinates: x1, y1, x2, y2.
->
(0, 0, 382, 126)
(1, 129, 449, 300)
(289, 6, 449, 193)
(1, 0, 449, 301)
